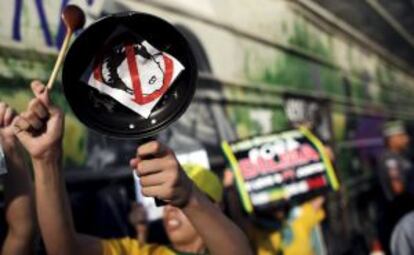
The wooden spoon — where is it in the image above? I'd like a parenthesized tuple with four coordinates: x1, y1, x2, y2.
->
(47, 5, 85, 90)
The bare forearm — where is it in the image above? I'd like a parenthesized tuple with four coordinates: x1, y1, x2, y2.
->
(33, 157, 102, 255)
(2, 236, 32, 255)
(33, 157, 78, 255)
(2, 193, 33, 255)
(2, 144, 34, 255)
(183, 189, 252, 255)
(226, 186, 254, 234)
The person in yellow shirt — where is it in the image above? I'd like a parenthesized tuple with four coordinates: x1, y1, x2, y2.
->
(13, 81, 252, 255)
(105, 164, 226, 255)
(255, 197, 325, 255)
(224, 167, 325, 255)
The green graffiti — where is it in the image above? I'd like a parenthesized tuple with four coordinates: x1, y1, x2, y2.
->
(288, 20, 332, 60)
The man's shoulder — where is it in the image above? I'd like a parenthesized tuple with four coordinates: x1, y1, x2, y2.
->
(391, 211, 414, 255)
(396, 212, 414, 234)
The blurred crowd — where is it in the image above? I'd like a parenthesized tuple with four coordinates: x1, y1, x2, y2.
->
(1, 81, 414, 255)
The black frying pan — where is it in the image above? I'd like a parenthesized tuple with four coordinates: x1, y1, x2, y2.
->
(62, 12, 197, 139)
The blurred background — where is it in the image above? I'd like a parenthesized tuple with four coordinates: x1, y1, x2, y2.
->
(2, 0, 414, 254)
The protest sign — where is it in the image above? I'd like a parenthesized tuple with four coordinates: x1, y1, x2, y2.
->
(222, 127, 339, 213)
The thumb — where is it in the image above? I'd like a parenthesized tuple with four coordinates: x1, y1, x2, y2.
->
(31, 80, 50, 106)
(12, 116, 32, 147)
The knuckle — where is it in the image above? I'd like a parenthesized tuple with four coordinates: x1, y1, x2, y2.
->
(140, 161, 152, 174)
(27, 111, 39, 121)
(21, 111, 29, 118)
(138, 144, 146, 155)
(136, 163, 145, 174)
(55, 108, 64, 117)
(28, 98, 38, 108)
(151, 141, 161, 152)
(167, 158, 178, 169)
(141, 189, 150, 197)
(170, 172, 179, 184)
(139, 178, 147, 187)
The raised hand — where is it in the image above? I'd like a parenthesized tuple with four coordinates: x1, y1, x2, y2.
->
(0, 103, 35, 255)
(0, 102, 18, 149)
(130, 141, 193, 208)
(13, 81, 64, 161)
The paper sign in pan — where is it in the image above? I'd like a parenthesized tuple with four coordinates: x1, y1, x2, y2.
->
(82, 26, 185, 119)
(62, 12, 197, 139)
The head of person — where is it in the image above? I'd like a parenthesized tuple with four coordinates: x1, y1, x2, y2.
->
(383, 121, 410, 153)
(163, 164, 223, 248)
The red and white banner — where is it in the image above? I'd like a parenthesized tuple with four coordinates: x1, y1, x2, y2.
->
(82, 26, 185, 118)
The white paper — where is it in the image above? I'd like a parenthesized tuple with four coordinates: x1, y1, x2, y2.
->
(82, 26, 185, 118)
(176, 150, 211, 169)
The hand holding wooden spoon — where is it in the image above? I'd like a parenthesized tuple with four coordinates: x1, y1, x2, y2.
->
(47, 5, 85, 90)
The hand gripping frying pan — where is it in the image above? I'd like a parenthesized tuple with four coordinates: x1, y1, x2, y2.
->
(62, 12, 197, 205)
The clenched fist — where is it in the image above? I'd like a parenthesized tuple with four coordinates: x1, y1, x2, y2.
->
(13, 81, 64, 162)
(130, 141, 194, 208)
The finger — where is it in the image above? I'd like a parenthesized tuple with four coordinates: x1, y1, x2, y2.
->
(141, 186, 162, 198)
(28, 98, 48, 119)
(136, 158, 166, 177)
(130, 158, 140, 169)
(0, 102, 7, 127)
(140, 172, 166, 187)
(48, 104, 62, 117)
(141, 186, 175, 202)
(14, 129, 32, 144)
(13, 116, 31, 132)
(31, 80, 46, 97)
(31, 80, 50, 106)
(137, 141, 168, 158)
(4, 107, 16, 126)
(13, 124, 33, 148)
(21, 112, 43, 131)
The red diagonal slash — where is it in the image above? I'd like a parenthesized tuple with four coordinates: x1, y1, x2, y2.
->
(125, 42, 174, 105)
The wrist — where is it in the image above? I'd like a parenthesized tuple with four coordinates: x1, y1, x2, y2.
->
(32, 153, 62, 174)
(31, 146, 62, 166)
(182, 186, 205, 212)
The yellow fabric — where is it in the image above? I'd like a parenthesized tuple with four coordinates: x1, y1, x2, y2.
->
(252, 229, 282, 255)
(181, 164, 223, 203)
(256, 203, 325, 255)
(101, 238, 175, 255)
